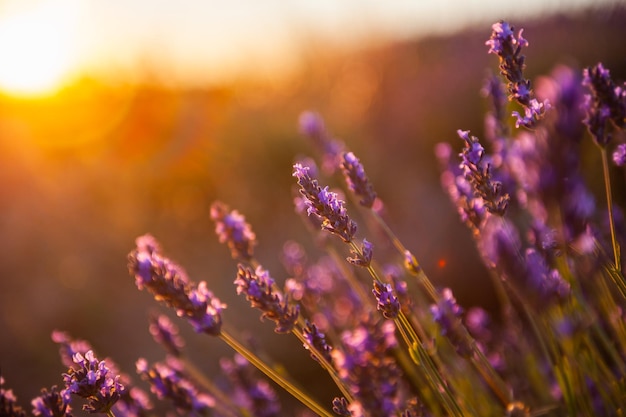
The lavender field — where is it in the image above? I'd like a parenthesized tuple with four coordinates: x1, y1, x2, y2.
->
(1, 5, 626, 416)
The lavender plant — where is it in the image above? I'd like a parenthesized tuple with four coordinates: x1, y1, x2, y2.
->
(2, 19, 626, 417)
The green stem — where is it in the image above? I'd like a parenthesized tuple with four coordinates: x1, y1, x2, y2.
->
(179, 356, 245, 417)
(291, 328, 356, 404)
(219, 330, 335, 417)
(601, 147, 621, 271)
(370, 211, 438, 300)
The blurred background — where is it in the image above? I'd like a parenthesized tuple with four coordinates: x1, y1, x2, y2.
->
(1, 0, 626, 413)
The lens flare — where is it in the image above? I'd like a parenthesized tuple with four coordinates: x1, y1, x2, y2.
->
(0, 0, 81, 97)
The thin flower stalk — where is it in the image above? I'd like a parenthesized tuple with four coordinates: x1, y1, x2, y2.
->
(233, 264, 356, 404)
(346, 240, 470, 416)
(219, 330, 335, 417)
(337, 149, 514, 407)
(601, 145, 622, 271)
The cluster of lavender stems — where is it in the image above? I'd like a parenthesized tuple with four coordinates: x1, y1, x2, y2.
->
(3, 19, 626, 417)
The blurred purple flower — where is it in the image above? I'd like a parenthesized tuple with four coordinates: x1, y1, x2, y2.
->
(136, 357, 214, 413)
(210, 201, 257, 262)
(149, 314, 185, 357)
(613, 143, 626, 166)
(51, 331, 94, 369)
(1, 377, 26, 417)
(341, 152, 377, 208)
(220, 354, 281, 417)
(430, 288, 473, 357)
(298, 111, 346, 174)
(582, 63, 626, 146)
(332, 320, 401, 417)
(31, 386, 72, 417)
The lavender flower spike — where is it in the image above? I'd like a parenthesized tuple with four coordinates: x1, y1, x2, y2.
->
(486, 21, 548, 127)
(347, 238, 373, 267)
(430, 289, 473, 357)
(1, 377, 26, 417)
(31, 386, 73, 417)
(128, 235, 225, 336)
(210, 201, 257, 261)
(303, 320, 333, 364)
(136, 357, 215, 413)
(235, 264, 300, 333)
(298, 111, 346, 174)
(582, 63, 626, 146)
(63, 350, 124, 414)
(293, 163, 357, 242)
(341, 152, 377, 208)
(220, 354, 281, 417)
(372, 280, 400, 319)
(149, 314, 185, 357)
(458, 130, 509, 216)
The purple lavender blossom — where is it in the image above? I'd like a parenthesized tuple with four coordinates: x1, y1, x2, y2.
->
(136, 357, 215, 413)
(524, 249, 570, 302)
(582, 63, 626, 146)
(436, 142, 488, 233)
(332, 320, 401, 417)
(613, 143, 626, 166)
(331, 397, 352, 416)
(302, 320, 333, 364)
(346, 239, 373, 267)
(51, 331, 152, 417)
(383, 264, 411, 311)
(234, 264, 300, 333)
(298, 111, 346, 174)
(31, 386, 72, 417)
(430, 289, 473, 357)
(51, 331, 94, 368)
(149, 314, 185, 357)
(293, 163, 357, 242)
(340, 152, 377, 208)
(486, 21, 549, 127)
(372, 280, 400, 319)
(114, 387, 152, 417)
(512, 99, 549, 129)
(63, 350, 124, 414)
(1, 377, 26, 417)
(457, 130, 509, 216)
(506, 66, 593, 244)
(220, 354, 281, 417)
(482, 73, 509, 140)
(210, 201, 257, 261)
(478, 217, 525, 277)
(128, 235, 225, 336)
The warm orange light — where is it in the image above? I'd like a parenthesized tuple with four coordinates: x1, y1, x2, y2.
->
(0, 0, 81, 97)
(438, 258, 447, 269)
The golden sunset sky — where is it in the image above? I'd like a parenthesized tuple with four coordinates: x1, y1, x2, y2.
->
(0, 0, 619, 96)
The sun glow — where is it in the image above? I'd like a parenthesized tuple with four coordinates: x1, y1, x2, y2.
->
(0, 0, 82, 97)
